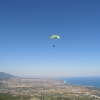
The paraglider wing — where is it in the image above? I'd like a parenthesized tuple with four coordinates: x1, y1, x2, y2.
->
(50, 35, 60, 40)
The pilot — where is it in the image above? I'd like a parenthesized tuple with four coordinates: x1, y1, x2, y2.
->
(53, 45, 55, 47)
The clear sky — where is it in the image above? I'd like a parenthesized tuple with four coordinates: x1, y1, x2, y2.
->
(0, 0, 100, 77)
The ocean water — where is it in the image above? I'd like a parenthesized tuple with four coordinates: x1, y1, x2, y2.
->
(58, 77, 100, 88)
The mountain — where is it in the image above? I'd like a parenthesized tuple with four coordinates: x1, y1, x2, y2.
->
(0, 72, 16, 80)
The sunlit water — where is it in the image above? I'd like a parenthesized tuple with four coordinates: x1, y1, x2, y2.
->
(58, 77, 100, 88)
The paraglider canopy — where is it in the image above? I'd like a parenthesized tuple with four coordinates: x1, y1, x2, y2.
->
(50, 35, 60, 40)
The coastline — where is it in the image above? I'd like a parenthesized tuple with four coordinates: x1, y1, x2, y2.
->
(58, 78, 100, 89)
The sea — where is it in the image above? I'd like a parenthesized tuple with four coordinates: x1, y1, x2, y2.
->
(58, 77, 100, 88)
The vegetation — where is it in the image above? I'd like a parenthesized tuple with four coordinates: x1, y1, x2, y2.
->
(0, 93, 31, 100)
(0, 93, 97, 100)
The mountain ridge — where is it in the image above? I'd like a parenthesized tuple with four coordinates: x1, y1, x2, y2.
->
(0, 72, 16, 80)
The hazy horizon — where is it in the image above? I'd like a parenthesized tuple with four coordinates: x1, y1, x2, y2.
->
(0, 0, 100, 77)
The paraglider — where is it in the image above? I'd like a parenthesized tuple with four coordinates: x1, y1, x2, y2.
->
(50, 35, 60, 47)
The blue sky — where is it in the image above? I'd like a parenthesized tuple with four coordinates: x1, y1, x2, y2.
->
(0, 0, 100, 77)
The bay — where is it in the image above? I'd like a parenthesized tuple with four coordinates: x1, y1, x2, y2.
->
(58, 77, 100, 88)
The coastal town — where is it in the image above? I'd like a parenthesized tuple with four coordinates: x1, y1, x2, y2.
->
(0, 78, 100, 100)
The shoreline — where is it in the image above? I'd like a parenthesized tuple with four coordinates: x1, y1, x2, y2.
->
(59, 79, 100, 89)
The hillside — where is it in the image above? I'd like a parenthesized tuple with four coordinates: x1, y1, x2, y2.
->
(0, 72, 16, 80)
